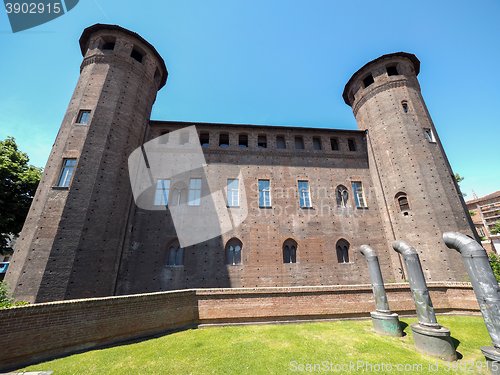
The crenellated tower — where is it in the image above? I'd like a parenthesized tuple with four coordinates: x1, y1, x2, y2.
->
(5, 24, 167, 302)
(343, 52, 477, 282)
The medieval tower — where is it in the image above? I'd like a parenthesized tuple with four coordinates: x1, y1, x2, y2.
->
(6, 25, 476, 303)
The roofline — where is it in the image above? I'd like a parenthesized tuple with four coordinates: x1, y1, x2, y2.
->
(342, 52, 420, 106)
(149, 120, 365, 134)
(466, 190, 500, 205)
(79, 24, 168, 90)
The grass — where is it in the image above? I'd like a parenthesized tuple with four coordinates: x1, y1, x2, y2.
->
(22, 315, 491, 374)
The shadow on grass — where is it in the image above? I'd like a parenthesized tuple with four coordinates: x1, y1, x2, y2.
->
(399, 320, 409, 337)
(451, 336, 463, 359)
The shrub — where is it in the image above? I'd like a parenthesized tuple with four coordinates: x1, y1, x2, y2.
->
(0, 281, 29, 309)
(489, 253, 500, 282)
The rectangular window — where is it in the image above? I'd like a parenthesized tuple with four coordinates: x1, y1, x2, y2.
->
(238, 134, 248, 148)
(56, 158, 77, 187)
(76, 110, 91, 125)
(424, 128, 436, 143)
(298, 180, 312, 208)
(258, 135, 267, 148)
(348, 139, 357, 151)
(351, 181, 367, 208)
(188, 178, 202, 206)
(219, 133, 229, 148)
(154, 179, 170, 206)
(199, 132, 210, 147)
(276, 135, 286, 149)
(312, 137, 322, 150)
(227, 179, 239, 207)
(295, 136, 305, 150)
(258, 179, 271, 208)
(330, 137, 339, 151)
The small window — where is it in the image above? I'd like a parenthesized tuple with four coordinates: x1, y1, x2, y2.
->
(131, 48, 144, 63)
(401, 101, 409, 113)
(227, 179, 239, 207)
(219, 133, 230, 148)
(348, 139, 357, 152)
(154, 179, 170, 206)
(363, 74, 374, 88)
(351, 181, 367, 208)
(226, 238, 242, 265)
(312, 137, 322, 150)
(76, 110, 91, 125)
(298, 180, 312, 208)
(258, 179, 271, 208)
(330, 137, 339, 151)
(56, 158, 77, 187)
(199, 132, 210, 148)
(276, 136, 286, 149)
(336, 185, 349, 208)
(424, 128, 436, 143)
(386, 65, 399, 76)
(100, 36, 116, 51)
(167, 240, 184, 266)
(336, 239, 350, 264)
(395, 192, 410, 212)
(238, 134, 248, 148)
(188, 178, 201, 206)
(294, 136, 305, 150)
(258, 135, 267, 148)
(283, 239, 297, 264)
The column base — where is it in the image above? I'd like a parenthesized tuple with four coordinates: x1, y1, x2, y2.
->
(370, 311, 403, 337)
(481, 346, 500, 374)
(411, 323, 457, 361)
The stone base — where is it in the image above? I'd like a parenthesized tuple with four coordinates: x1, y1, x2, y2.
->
(481, 346, 500, 374)
(411, 323, 457, 361)
(370, 311, 403, 337)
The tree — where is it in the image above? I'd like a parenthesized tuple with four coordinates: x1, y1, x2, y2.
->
(454, 173, 467, 197)
(489, 253, 500, 282)
(0, 137, 42, 255)
(491, 221, 500, 235)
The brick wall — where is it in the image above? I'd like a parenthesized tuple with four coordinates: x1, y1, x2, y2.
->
(0, 282, 479, 371)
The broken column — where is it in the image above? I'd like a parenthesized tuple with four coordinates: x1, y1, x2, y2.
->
(443, 232, 500, 374)
(360, 245, 403, 337)
(393, 240, 457, 361)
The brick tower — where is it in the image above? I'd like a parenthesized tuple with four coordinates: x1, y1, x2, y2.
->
(5, 24, 167, 302)
(343, 52, 476, 282)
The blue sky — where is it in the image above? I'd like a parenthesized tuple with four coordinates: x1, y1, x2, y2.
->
(0, 0, 498, 198)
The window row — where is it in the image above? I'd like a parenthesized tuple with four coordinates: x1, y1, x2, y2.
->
(97, 36, 146, 64)
(362, 63, 402, 89)
(154, 178, 368, 209)
(165, 237, 352, 266)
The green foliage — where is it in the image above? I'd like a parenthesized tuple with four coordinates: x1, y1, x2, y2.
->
(454, 172, 467, 197)
(0, 281, 28, 309)
(491, 221, 500, 235)
(489, 253, 500, 282)
(468, 210, 476, 216)
(0, 137, 42, 254)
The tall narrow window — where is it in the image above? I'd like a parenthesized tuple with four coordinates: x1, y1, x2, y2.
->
(395, 192, 410, 212)
(424, 128, 436, 143)
(336, 185, 349, 208)
(219, 133, 229, 148)
(188, 178, 202, 206)
(348, 139, 357, 152)
(351, 181, 367, 208)
(226, 238, 242, 265)
(276, 135, 286, 149)
(258, 179, 271, 208)
(154, 179, 170, 206)
(283, 239, 297, 264)
(227, 179, 239, 207)
(401, 101, 409, 113)
(298, 180, 312, 208)
(295, 136, 304, 150)
(199, 132, 210, 148)
(238, 134, 248, 148)
(336, 239, 350, 264)
(76, 110, 91, 125)
(56, 158, 77, 187)
(330, 137, 339, 151)
(312, 137, 322, 150)
(167, 240, 184, 266)
(258, 135, 267, 148)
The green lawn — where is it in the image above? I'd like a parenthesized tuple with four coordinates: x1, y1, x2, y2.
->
(22, 315, 491, 374)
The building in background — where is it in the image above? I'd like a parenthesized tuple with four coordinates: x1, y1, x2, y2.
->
(466, 190, 500, 254)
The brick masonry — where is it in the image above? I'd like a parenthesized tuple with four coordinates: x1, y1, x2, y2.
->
(0, 282, 479, 372)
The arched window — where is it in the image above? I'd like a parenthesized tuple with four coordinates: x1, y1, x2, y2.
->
(401, 100, 409, 113)
(336, 185, 349, 208)
(395, 192, 410, 212)
(283, 239, 297, 264)
(225, 238, 242, 265)
(166, 240, 184, 266)
(336, 239, 350, 264)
